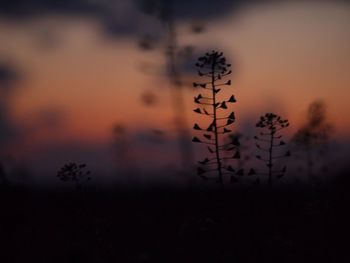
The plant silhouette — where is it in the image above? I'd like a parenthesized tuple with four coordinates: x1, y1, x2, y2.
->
(225, 132, 251, 171)
(293, 100, 332, 182)
(57, 162, 91, 190)
(192, 51, 240, 185)
(137, 0, 197, 177)
(224, 132, 260, 184)
(254, 113, 290, 186)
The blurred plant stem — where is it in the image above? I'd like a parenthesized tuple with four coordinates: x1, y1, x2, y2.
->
(293, 101, 333, 184)
(162, 1, 195, 178)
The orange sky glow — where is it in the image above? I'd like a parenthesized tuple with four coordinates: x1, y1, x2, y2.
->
(1, 1, 350, 157)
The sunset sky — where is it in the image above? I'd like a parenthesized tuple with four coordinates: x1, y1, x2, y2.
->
(1, 0, 349, 184)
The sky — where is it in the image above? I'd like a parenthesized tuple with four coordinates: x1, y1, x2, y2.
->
(0, 0, 349, 185)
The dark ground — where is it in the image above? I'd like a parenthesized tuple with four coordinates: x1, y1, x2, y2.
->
(1, 173, 349, 263)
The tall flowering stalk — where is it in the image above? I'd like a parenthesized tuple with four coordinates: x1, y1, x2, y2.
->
(254, 113, 290, 185)
(192, 51, 240, 185)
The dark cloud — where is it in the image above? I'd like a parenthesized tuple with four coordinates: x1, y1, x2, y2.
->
(0, 0, 257, 39)
(1, 0, 348, 40)
(0, 0, 104, 18)
(0, 0, 246, 18)
(0, 62, 18, 91)
(137, 0, 248, 20)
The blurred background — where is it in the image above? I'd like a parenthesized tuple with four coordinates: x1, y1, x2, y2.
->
(1, 0, 350, 186)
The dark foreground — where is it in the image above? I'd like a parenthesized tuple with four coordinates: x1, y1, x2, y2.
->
(1, 175, 349, 263)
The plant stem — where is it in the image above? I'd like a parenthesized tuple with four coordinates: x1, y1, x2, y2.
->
(268, 130, 274, 186)
(211, 57, 223, 186)
(163, 4, 195, 178)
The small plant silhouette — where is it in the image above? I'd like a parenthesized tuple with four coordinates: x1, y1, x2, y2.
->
(192, 50, 240, 185)
(293, 100, 332, 182)
(57, 162, 91, 189)
(254, 113, 290, 185)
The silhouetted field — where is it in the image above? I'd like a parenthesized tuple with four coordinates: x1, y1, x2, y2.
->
(2, 171, 349, 263)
